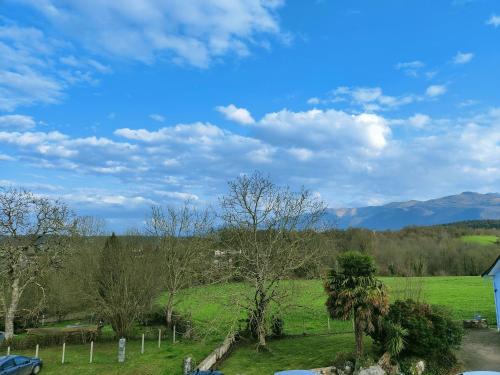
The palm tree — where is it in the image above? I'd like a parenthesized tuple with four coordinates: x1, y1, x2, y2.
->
(324, 251, 389, 359)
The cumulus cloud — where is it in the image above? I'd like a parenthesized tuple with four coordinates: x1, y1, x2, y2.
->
(2, 105, 500, 221)
(0, 115, 36, 130)
(257, 108, 391, 152)
(216, 104, 255, 125)
(453, 51, 474, 64)
(19, 0, 286, 68)
(426, 85, 447, 97)
(487, 15, 500, 27)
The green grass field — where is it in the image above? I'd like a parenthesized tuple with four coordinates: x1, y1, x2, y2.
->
(176, 276, 496, 338)
(8, 338, 216, 375)
(220, 334, 372, 375)
(460, 235, 498, 245)
(5, 276, 496, 374)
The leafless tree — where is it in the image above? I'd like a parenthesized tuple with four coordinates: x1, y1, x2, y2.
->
(0, 187, 74, 339)
(147, 203, 214, 327)
(220, 172, 325, 347)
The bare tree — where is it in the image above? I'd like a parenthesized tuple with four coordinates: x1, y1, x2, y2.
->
(220, 172, 325, 347)
(147, 203, 213, 327)
(0, 187, 74, 339)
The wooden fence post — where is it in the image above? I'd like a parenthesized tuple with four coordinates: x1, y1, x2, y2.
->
(90, 341, 94, 363)
(141, 333, 145, 354)
(173, 325, 176, 343)
(7, 346, 10, 356)
(35, 344, 39, 358)
(61, 342, 66, 364)
(158, 329, 161, 348)
(327, 316, 331, 332)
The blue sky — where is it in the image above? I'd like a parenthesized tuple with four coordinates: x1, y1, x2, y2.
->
(1, 0, 500, 229)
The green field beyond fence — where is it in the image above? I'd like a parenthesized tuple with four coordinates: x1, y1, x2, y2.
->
(177, 276, 496, 338)
(3, 276, 496, 375)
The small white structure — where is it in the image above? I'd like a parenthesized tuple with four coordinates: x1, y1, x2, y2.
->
(482, 255, 500, 332)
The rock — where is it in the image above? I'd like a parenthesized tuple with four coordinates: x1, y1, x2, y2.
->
(358, 365, 386, 375)
(414, 360, 425, 375)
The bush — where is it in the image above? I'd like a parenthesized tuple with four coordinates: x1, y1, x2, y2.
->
(0, 326, 100, 350)
(270, 315, 284, 338)
(333, 351, 355, 367)
(370, 300, 463, 365)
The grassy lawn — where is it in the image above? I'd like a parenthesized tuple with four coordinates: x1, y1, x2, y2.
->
(8, 338, 216, 375)
(4, 276, 495, 374)
(460, 235, 498, 245)
(177, 276, 496, 338)
(220, 334, 370, 375)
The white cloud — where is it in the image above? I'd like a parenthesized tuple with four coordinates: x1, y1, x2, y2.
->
(149, 113, 165, 122)
(0, 154, 15, 161)
(0, 115, 36, 130)
(216, 104, 255, 125)
(19, 0, 285, 68)
(0, 23, 107, 111)
(307, 97, 320, 105)
(2, 103, 500, 220)
(155, 190, 199, 201)
(426, 85, 447, 97)
(395, 60, 425, 77)
(328, 86, 416, 111)
(408, 113, 431, 128)
(453, 51, 474, 64)
(487, 15, 500, 27)
(257, 108, 391, 152)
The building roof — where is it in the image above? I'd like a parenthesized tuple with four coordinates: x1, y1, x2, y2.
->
(481, 255, 500, 277)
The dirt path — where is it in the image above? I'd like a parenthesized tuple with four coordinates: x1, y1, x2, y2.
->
(458, 328, 500, 371)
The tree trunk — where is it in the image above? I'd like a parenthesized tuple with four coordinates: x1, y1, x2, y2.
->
(4, 278, 21, 340)
(258, 326, 266, 347)
(354, 313, 364, 358)
(165, 293, 174, 327)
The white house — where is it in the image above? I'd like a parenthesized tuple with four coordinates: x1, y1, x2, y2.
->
(482, 255, 500, 332)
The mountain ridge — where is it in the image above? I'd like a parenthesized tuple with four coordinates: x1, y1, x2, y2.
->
(326, 192, 500, 230)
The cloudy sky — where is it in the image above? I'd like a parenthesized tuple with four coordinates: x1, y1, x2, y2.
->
(1, 0, 500, 229)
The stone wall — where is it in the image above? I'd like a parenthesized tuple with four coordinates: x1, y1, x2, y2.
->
(196, 332, 237, 371)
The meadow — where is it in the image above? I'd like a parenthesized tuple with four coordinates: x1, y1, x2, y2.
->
(4, 276, 496, 374)
(176, 276, 496, 337)
(460, 235, 498, 245)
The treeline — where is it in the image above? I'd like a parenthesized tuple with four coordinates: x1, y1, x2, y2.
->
(313, 226, 499, 277)
(1, 174, 499, 345)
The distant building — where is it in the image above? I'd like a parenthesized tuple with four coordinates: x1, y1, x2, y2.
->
(482, 255, 500, 332)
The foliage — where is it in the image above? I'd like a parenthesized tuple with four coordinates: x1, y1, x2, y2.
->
(370, 299, 463, 367)
(92, 234, 159, 338)
(270, 315, 284, 338)
(324, 251, 389, 358)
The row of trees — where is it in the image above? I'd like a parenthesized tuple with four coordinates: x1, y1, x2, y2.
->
(0, 172, 325, 344)
(1, 172, 497, 346)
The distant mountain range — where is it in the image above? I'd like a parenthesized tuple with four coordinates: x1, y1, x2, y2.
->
(326, 192, 500, 230)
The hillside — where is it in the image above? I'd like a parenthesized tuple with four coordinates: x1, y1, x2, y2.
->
(326, 192, 500, 230)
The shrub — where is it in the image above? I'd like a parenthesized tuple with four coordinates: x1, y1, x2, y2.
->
(370, 299, 463, 366)
(270, 315, 284, 338)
